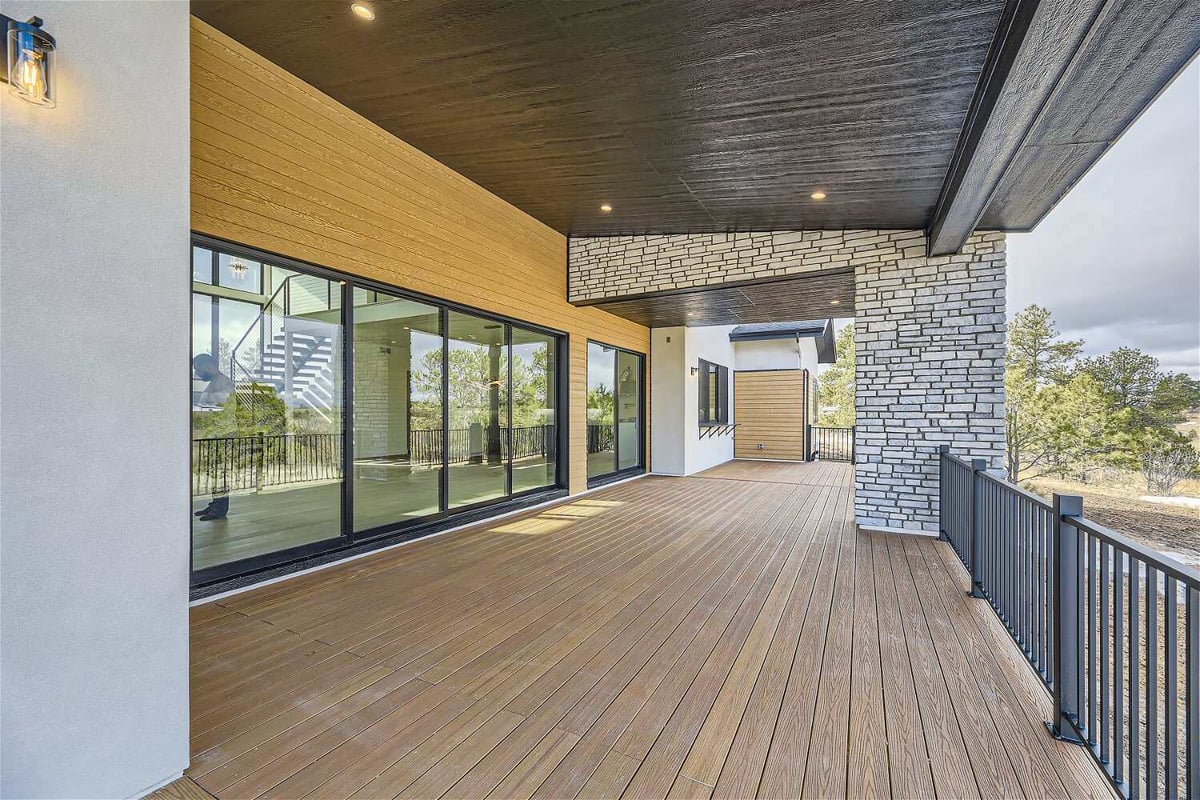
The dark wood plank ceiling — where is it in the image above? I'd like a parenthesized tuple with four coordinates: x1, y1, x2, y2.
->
(191, 0, 1007, 235)
(577, 269, 855, 328)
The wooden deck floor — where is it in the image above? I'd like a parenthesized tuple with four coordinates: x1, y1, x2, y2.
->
(187, 460, 1114, 799)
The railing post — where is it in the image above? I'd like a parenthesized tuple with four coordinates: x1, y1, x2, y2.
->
(937, 445, 950, 540)
(968, 457, 988, 599)
(1049, 492, 1085, 743)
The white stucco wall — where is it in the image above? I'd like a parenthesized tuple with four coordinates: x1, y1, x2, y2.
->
(650, 326, 736, 476)
(0, 2, 192, 797)
(650, 327, 687, 475)
(732, 336, 824, 373)
(733, 338, 801, 371)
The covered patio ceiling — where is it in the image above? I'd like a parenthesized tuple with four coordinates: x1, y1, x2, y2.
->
(193, 1, 1198, 252)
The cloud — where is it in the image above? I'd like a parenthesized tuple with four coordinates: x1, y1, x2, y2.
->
(1007, 60, 1200, 378)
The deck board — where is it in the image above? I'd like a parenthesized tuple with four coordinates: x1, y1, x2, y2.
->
(186, 460, 1115, 799)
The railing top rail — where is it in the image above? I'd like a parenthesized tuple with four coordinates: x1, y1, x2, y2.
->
(941, 451, 976, 470)
(1069, 514, 1200, 587)
(975, 468, 1055, 511)
(941, 449, 1199, 587)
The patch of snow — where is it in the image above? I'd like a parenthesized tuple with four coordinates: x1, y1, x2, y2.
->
(1138, 494, 1200, 510)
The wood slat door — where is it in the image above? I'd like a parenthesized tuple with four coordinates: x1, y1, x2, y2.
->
(734, 369, 807, 461)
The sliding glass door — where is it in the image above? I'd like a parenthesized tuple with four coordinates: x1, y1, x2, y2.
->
(511, 327, 558, 493)
(447, 310, 509, 509)
(190, 245, 344, 574)
(586, 341, 644, 481)
(351, 289, 443, 531)
(191, 237, 565, 584)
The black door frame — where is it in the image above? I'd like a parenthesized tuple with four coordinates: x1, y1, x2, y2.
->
(586, 339, 646, 488)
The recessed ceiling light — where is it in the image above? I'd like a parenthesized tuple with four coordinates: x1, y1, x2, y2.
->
(599, 203, 613, 213)
(810, 191, 827, 201)
(351, 2, 375, 20)
(830, 299, 841, 305)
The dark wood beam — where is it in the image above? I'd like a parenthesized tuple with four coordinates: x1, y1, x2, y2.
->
(927, 0, 1106, 256)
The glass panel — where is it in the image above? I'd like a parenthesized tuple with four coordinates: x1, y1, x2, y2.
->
(218, 252, 262, 292)
(511, 327, 557, 493)
(192, 246, 213, 284)
(191, 272, 344, 572)
(617, 350, 642, 470)
(352, 288, 443, 531)
(268, 264, 299, 297)
(447, 311, 508, 508)
(587, 343, 616, 478)
(192, 295, 214, 407)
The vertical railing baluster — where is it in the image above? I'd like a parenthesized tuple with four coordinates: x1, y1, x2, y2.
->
(1102, 541, 1111, 762)
(1165, 576, 1178, 800)
(1131, 558, 1142, 800)
(1090, 533, 1098, 744)
(1115, 548, 1125, 786)
(1187, 586, 1198, 800)
(1148, 566, 1159, 800)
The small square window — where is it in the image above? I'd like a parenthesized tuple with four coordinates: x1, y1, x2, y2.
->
(698, 359, 729, 425)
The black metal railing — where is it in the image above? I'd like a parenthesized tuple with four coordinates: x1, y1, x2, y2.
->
(809, 425, 854, 462)
(939, 447, 1199, 800)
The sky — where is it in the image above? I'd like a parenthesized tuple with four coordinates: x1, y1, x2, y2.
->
(1007, 61, 1200, 379)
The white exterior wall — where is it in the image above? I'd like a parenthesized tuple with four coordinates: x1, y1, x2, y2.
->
(731, 337, 823, 373)
(0, 2, 192, 797)
(650, 326, 736, 475)
(650, 327, 688, 475)
(732, 338, 801, 371)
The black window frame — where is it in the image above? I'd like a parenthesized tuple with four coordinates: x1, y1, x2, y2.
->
(189, 233, 570, 590)
(697, 359, 729, 426)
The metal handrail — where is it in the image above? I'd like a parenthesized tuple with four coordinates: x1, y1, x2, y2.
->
(939, 446, 1198, 800)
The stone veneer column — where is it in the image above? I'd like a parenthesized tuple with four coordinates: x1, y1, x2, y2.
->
(853, 231, 1007, 531)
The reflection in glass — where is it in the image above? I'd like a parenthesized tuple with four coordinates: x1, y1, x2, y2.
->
(191, 270, 343, 571)
(587, 343, 616, 478)
(218, 252, 262, 291)
(193, 246, 213, 284)
(617, 350, 642, 470)
(447, 311, 509, 508)
(511, 327, 557, 493)
(352, 289, 443, 530)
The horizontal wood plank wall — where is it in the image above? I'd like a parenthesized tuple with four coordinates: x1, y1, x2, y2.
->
(189, 18, 649, 494)
(734, 370, 807, 461)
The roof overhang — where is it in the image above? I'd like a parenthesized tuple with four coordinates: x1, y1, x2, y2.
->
(191, 1, 1198, 247)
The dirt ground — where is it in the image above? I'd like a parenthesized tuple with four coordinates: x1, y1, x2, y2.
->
(1031, 472, 1200, 566)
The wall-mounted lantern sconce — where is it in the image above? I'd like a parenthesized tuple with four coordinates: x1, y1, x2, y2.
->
(689, 366, 699, 376)
(1, 15, 56, 108)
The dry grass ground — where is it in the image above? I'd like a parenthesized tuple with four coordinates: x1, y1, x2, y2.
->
(1031, 471, 1199, 565)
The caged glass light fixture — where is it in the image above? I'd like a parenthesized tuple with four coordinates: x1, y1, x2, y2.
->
(3, 16, 56, 108)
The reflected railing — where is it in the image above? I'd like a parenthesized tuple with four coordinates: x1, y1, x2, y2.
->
(192, 425, 558, 496)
